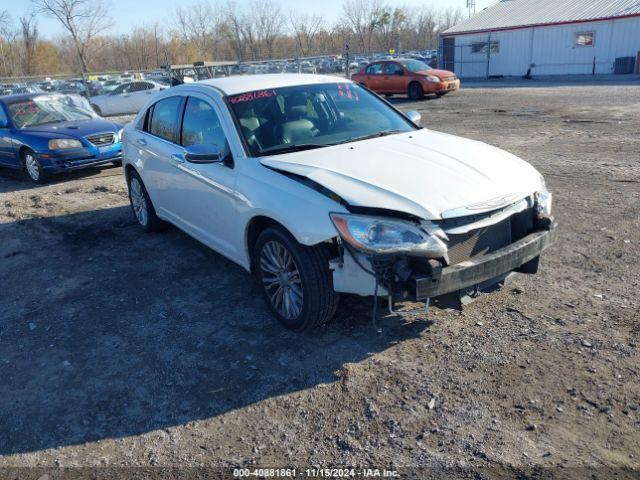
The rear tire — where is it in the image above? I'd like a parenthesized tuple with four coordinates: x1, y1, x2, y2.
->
(126, 170, 164, 232)
(22, 149, 47, 184)
(408, 82, 424, 100)
(255, 226, 339, 331)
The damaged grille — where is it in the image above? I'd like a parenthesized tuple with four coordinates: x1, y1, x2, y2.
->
(446, 218, 512, 265)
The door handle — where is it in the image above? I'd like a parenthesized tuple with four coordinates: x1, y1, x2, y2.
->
(171, 153, 185, 165)
(137, 138, 147, 146)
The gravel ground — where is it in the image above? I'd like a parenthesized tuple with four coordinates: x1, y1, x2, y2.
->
(1, 80, 639, 477)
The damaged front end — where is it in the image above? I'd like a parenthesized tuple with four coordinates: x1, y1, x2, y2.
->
(329, 192, 557, 322)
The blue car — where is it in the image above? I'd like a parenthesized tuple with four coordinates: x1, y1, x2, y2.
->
(0, 93, 123, 183)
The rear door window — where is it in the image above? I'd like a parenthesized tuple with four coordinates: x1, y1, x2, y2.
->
(148, 96, 182, 143)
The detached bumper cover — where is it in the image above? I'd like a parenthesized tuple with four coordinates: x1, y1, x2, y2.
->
(413, 221, 557, 300)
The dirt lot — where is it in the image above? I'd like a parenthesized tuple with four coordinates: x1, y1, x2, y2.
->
(1, 81, 639, 477)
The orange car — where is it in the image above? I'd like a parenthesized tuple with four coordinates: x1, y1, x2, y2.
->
(351, 58, 460, 100)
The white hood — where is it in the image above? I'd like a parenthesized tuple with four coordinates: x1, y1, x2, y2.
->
(260, 129, 543, 220)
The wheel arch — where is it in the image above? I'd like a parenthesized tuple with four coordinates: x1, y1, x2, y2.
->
(246, 216, 290, 273)
(124, 162, 137, 180)
(245, 214, 337, 274)
(18, 144, 34, 161)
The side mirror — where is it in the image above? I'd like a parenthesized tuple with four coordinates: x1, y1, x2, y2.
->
(184, 143, 222, 164)
(405, 110, 421, 126)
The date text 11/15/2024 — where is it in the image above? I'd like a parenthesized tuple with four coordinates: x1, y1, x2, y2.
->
(233, 468, 400, 478)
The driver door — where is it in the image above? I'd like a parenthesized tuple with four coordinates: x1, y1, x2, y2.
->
(107, 82, 132, 115)
(147, 93, 240, 260)
(0, 107, 16, 167)
(383, 62, 409, 94)
(364, 62, 384, 91)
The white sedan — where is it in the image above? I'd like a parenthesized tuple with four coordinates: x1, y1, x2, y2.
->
(122, 74, 556, 331)
(90, 80, 166, 116)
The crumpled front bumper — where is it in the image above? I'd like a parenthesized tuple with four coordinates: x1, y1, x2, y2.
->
(412, 221, 557, 300)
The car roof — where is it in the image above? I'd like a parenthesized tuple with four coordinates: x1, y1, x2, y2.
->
(197, 74, 351, 96)
(0, 92, 88, 103)
(0, 93, 45, 103)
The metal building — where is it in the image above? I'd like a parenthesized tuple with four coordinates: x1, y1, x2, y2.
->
(440, 0, 640, 78)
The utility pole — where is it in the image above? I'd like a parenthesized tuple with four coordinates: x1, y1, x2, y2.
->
(466, 0, 476, 18)
(344, 41, 350, 79)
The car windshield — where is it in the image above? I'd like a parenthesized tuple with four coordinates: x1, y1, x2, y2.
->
(227, 82, 417, 157)
(8, 94, 96, 128)
(400, 59, 432, 72)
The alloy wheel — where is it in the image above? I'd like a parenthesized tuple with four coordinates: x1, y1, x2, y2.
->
(25, 154, 40, 181)
(260, 240, 304, 320)
(129, 177, 148, 226)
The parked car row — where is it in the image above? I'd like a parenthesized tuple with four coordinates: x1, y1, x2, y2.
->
(1, 48, 443, 116)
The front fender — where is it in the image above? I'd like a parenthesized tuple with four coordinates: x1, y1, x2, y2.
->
(235, 165, 349, 267)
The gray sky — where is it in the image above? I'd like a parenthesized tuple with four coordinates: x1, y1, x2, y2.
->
(11, 0, 497, 37)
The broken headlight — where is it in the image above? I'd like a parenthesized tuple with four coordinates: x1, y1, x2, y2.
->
(330, 213, 447, 257)
(535, 188, 553, 219)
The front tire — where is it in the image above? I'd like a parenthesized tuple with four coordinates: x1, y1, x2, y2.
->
(127, 170, 163, 232)
(22, 149, 47, 184)
(408, 82, 424, 100)
(255, 226, 339, 331)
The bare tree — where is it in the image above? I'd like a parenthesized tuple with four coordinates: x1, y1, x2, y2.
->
(31, 0, 113, 83)
(249, 0, 285, 60)
(439, 7, 464, 32)
(173, 1, 221, 59)
(19, 13, 38, 75)
(342, 0, 385, 54)
(221, 1, 247, 62)
(403, 7, 439, 50)
(289, 12, 323, 57)
(0, 2, 467, 77)
(0, 11, 21, 77)
(375, 7, 406, 52)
